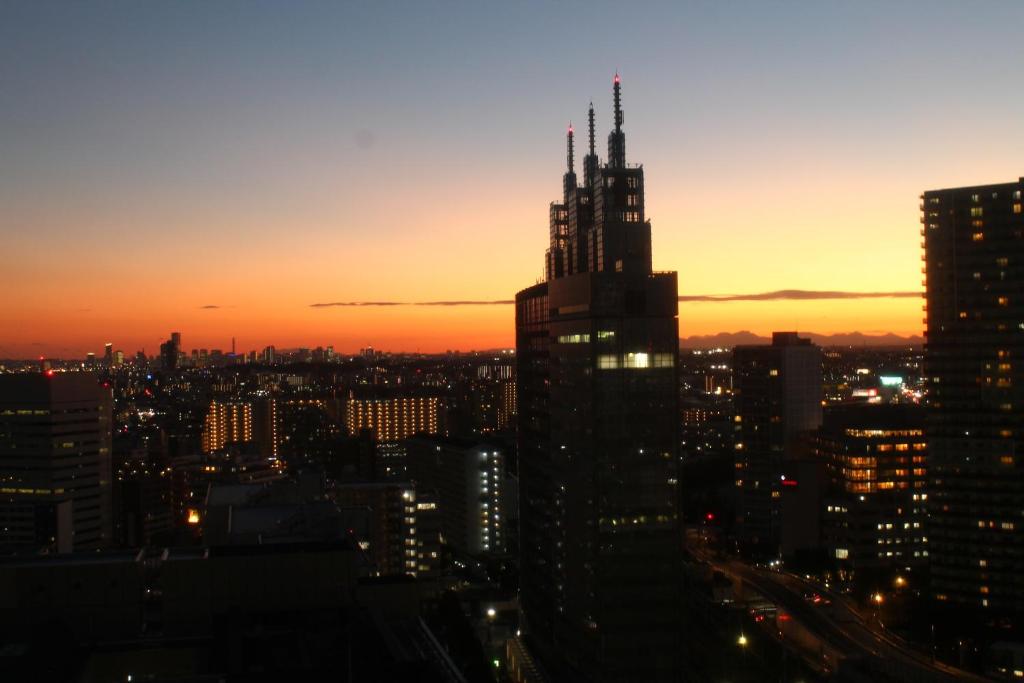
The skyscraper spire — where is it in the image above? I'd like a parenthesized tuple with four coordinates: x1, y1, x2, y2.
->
(613, 71, 623, 131)
(588, 102, 596, 156)
(585, 101, 598, 188)
(563, 122, 577, 202)
(608, 72, 626, 167)
(567, 122, 575, 174)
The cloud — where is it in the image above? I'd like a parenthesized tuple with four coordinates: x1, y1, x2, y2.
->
(310, 300, 513, 308)
(677, 289, 921, 303)
(199, 304, 231, 309)
(311, 290, 918, 307)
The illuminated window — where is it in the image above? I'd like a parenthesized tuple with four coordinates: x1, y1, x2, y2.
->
(999, 296, 1010, 307)
(624, 352, 650, 369)
(597, 354, 620, 370)
(973, 232, 984, 241)
(1014, 203, 1022, 214)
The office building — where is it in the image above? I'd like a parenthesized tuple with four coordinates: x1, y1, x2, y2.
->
(0, 373, 113, 552)
(406, 435, 505, 556)
(733, 332, 822, 553)
(923, 178, 1024, 613)
(515, 76, 683, 681)
(815, 405, 928, 571)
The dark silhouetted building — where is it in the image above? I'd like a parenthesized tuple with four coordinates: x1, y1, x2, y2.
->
(923, 178, 1024, 613)
(160, 331, 181, 371)
(733, 332, 822, 554)
(0, 373, 113, 552)
(334, 481, 441, 579)
(406, 435, 506, 556)
(515, 75, 683, 681)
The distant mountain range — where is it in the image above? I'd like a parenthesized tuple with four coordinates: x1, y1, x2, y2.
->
(680, 331, 923, 349)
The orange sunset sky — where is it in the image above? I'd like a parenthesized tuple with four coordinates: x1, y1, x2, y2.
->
(2, 2, 1023, 358)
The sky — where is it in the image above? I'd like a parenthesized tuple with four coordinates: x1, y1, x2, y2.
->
(2, 1, 1024, 358)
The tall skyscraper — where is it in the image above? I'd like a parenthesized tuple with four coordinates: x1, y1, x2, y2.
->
(160, 331, 181, 371)
(923, 178, 1024, 613)
(515, 75, 683, 682)
(0, 373, 113, 552)
(733, 332, 822, 554)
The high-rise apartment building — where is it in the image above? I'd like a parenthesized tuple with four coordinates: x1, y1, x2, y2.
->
(0, 373, 113, 552)
(333, 481, 440, 579)
(345, 392, 441, 443)
(923, 178, 1024, 613)
(733, 332, 822, 553)
(515, 76, 683, 682)
(406, 435, 505, 556)
(201, 400, 254, 453)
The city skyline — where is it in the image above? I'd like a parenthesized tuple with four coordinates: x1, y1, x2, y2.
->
(4, 2, 1024, 357)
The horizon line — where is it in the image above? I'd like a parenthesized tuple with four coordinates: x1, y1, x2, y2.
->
(308, 289, 921, 308)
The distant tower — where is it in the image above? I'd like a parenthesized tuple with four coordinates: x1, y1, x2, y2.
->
(160, 333, 180, 371)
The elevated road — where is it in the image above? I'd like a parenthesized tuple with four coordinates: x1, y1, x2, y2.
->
(694, 546, 991, 682)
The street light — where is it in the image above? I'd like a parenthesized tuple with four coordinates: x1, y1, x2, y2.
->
(872, 592, 884, 606)
(737, 633, 748, 647)
(487, 607, 497, 619)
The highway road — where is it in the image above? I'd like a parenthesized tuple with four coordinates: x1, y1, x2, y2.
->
(693, 545, 992, 682)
